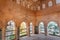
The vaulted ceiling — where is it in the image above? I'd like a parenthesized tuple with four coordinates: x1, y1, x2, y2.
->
(16, 0, 45, 11)
(0, 0, 56, 11)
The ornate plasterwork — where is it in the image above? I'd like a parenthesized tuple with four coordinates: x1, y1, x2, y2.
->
(16, 0, 41, 11)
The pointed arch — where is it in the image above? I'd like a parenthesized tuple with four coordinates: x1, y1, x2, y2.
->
(20, 22, 27, 37)
(30, 22, 33, 34)
(47, 21, 60, 36)
(5, 20, 15, 40)
(39, 22, 45, 34)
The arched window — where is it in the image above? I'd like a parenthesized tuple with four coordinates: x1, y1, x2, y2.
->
(48, 1, 53, 7)
(56, 0, 60, 4)
(37, 6, 40, 10)
(20, 22, 27, 37)
(47, 21, 59, 36)
(0, 29, 2, 40)
(42, 4, 45, 9)
(39, 22, 45, 34)
(30, 22, 33, 34)
(5, 20, 15, 40)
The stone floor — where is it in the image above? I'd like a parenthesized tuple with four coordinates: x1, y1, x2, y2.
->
(20, 34, 60, 40)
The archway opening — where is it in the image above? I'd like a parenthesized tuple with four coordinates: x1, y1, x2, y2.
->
(47, 21, 60, 36)
(20, 22, 27, 37)
(0, 29, 2, 40)
(5, 20, 15, 40)
(30, 22, 33, 35)
(39, 22, 45, 34)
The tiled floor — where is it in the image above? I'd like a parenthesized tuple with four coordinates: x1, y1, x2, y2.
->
(20, 34, 60, 40)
